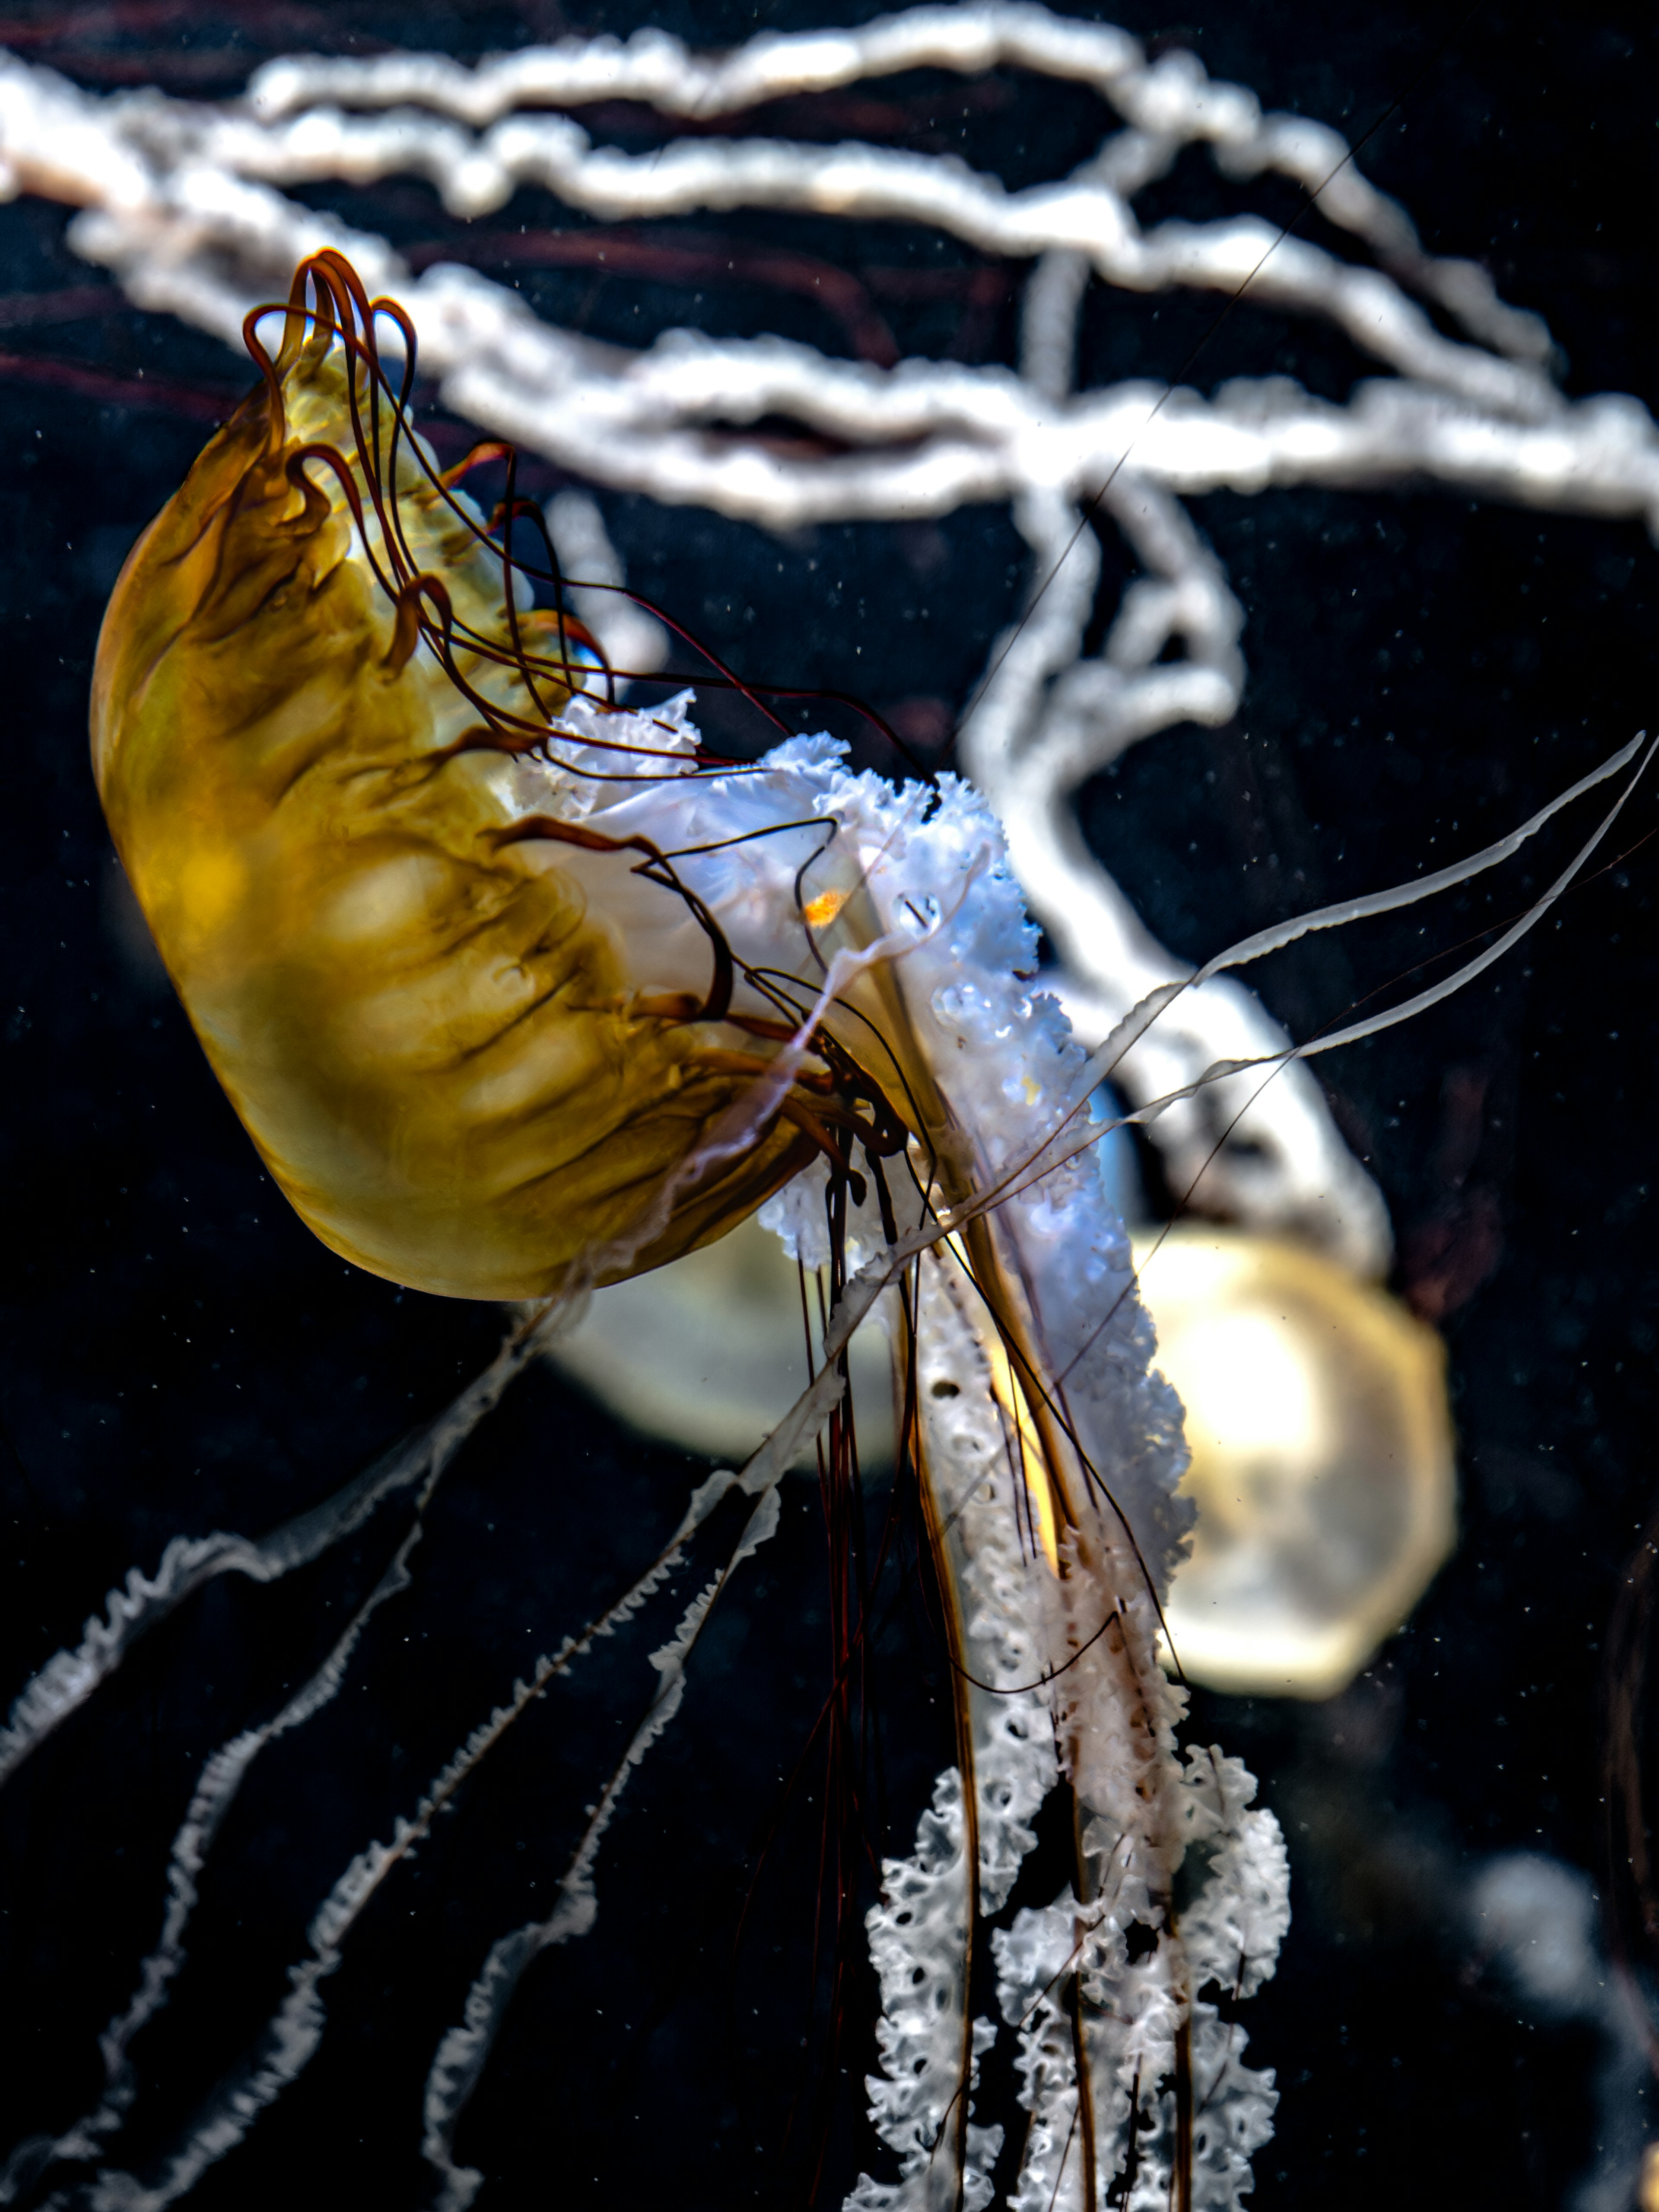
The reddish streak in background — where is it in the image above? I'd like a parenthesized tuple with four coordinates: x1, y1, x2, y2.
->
(0, 1, 373, 81)
(1398, 1061, 1508, 1324)
(0, 346, 238, 419)
(0, 285, 129, 327)
(0, 0, 1014, 146)
(0, 226, 1017, 433)
(410, 229, 903, 369)
(408, 229, 1016, 369)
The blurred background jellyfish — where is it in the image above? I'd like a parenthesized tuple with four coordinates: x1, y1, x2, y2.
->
(0, 4, 1656, 2209)
(556, 1201, 1460, 1703)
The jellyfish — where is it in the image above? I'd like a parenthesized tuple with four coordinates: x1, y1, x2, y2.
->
(0, 11, 1654, 2208)
(1, 240, 1620, 2212)
(51, 245, 1268, 2211)
(89, 257, 822, 1305)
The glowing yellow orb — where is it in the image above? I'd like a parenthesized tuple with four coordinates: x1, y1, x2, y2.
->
(1142, 1226, 1456, 1700)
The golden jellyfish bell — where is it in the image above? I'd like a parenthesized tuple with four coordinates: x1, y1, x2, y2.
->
(1141, 1225, 1457, 1700)
(89, 253, 819, 1301)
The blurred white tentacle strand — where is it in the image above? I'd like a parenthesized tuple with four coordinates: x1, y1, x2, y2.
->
(957, 465, 1391, 1268)
(543, 490, 669, 694)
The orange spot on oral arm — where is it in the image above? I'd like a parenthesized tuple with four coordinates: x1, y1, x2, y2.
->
(803, 886, 849, 928)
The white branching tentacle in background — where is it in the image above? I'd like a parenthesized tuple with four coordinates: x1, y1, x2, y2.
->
(544, 487, 670, 694)
(960, 464, 1389, 1268)
(0, 9, 1646, 2207)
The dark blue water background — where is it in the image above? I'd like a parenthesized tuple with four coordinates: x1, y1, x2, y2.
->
(0, 3, 1656, 2206)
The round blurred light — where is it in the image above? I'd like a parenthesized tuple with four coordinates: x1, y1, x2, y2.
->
(549, 1214, 1456, 1703)
(1141, 1225, 1456, 1701)
(542, 1209, 896, 1470)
